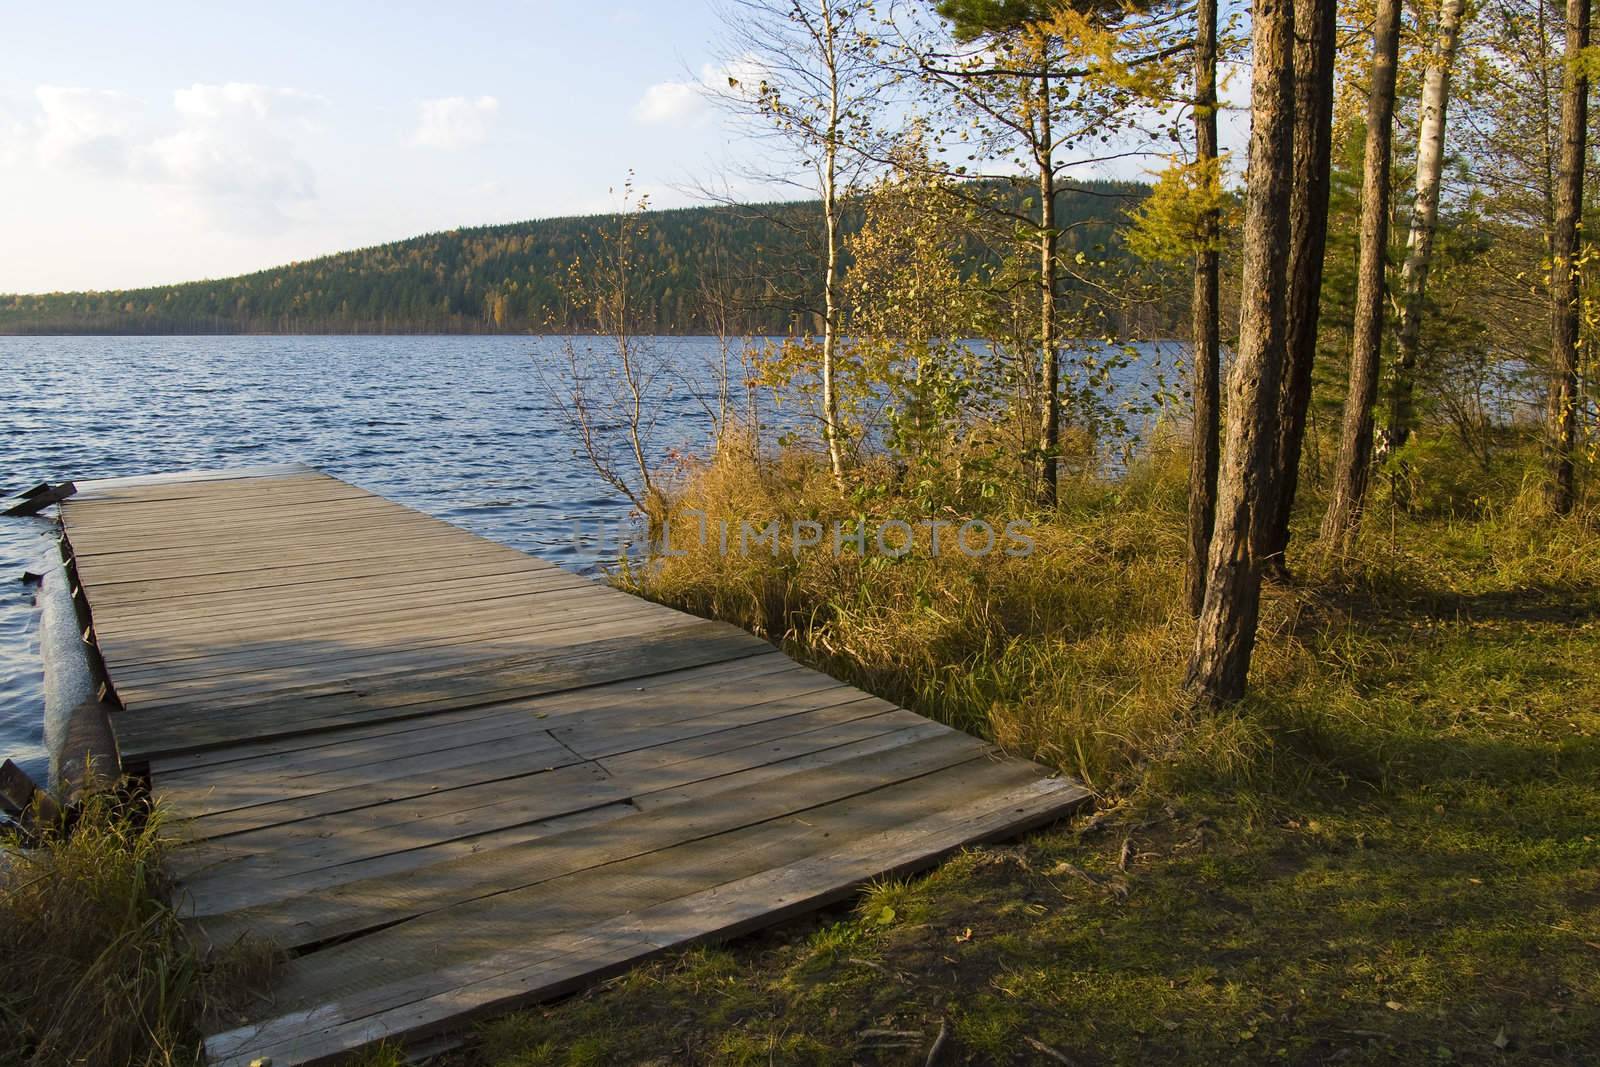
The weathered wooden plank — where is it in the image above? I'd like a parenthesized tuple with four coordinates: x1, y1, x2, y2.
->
(68, 507, 478, 554)
(112, 622, 770, 763)
(90, 570, 600, 658)
(0, 759, 62, 826)
(111, 603, 685, 708)
(71, 528, 516, 587)
(102, 584, 665, 686)
(64, 483, 380, 525)
(185, 719, 951, 926)
(86, 566, 574, 637)
(71, 540, 545, 608)
(87, 531, 561, 583)
(121, 614, 751, 717)
(165, 724, 577, 825)
(204, 775, 1087, 1067)
(229, 746, 1031, 1010)
(83, 556, 565, 622)
(2, 481, 75, 517)
(148, 652, 799, 778)
(153, 660, 814, 800)
(173, 758, 620, 891)
(61, 495, 409, 537)
(172, 687, 896, 891)
(53, 467, 1084, 1067)
(70, 463, 316, 495)
(551, 684, 872, 760)
(187, 717, 970, 947)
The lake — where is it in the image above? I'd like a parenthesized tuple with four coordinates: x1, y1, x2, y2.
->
(0, 335, 1181, 783)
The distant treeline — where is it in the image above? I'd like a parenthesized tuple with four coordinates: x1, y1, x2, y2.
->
(0, 182, 1153, 336)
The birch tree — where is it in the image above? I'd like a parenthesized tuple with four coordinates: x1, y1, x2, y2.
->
(1382, 0, 1469, 457)
(1321, 0, 1404, 554)
(714, 0, 887, 485)
(543, 183, 674, 538)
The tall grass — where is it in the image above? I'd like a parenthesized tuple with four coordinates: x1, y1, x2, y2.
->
(623, 429, 1600, 798)
(0, 788, 274, 1067)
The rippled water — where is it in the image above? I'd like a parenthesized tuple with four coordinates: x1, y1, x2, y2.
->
(0, 335, 745, 782)
(0, 334, 1178, 783)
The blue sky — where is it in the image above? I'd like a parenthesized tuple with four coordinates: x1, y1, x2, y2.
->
(1, 2, 1248, 294)
(0, 1, 782, 292)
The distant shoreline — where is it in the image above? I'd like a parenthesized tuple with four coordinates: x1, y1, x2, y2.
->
(0, 329, 729, 338)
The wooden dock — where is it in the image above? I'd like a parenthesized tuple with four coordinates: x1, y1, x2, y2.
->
(55, 465, 1088, 1065)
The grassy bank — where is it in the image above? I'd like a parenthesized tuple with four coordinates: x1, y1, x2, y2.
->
(461, 435, 1600, 1065)
(0, 790, 275, 1067)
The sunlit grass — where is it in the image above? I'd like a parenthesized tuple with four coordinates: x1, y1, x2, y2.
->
(0, 787, 277, 1067)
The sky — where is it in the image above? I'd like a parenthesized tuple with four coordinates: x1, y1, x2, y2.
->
(0, 1, 1250, 294)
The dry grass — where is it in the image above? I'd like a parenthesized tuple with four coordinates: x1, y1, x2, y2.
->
(625, 437, 1268, 793)
(623, 430, 1600, 800)
(0, 787, 277, 1067)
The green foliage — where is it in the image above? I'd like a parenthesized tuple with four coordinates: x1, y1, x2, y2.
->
(836, 164, 1024, 499)
(936, 0, 1138, 40)
(936, 0, 1062, 38)
(1575, 43, 1600, 79)
(0, 202, 821, 336)
(1123, 155, 1235, 264)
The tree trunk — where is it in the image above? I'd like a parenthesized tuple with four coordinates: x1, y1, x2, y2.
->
(1320, 0, 1403, 554)
(1382, 0, 1466, 457)
(1548, 0, 1590, 514)
(1038, 70, 1060, 508)
(1261, 0, 1338, 578)
(820, 110, 846, 485)
(1184, 0, 1296, 706)
(818, 0, 846, 486)
(1185, 0, 1221, 616)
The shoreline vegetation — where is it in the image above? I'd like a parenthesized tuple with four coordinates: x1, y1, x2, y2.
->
(0, 789, 279, 1066)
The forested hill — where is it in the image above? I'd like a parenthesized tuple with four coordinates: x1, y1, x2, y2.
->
(0, 182, 1149, 336)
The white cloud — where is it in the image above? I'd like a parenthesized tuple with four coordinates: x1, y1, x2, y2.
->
(145, 84, 321, 232)
(171, 82, 320, 123)
(34, 86, 141, 172)
(634, 80, 705, 125)
(633, 57, 765, 126)
(411, 95, 499, 149)
(0, 96, 36, 166)
(25, 82, 322, 233)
